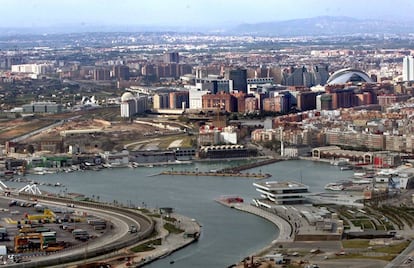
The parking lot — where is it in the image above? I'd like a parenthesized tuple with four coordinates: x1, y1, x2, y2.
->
(0, 196, 111, 263)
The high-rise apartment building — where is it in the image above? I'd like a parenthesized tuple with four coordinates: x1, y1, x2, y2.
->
(113, 65, 130, 81)
(163, 52, 179, 64)
(169, 91, 189, 109)
(227, 68, 247, 93)
(403, 56, 414, 81)
(202, 92, 238, 113)
(93, 68, 110, 81)
(153, 93, 170, 109)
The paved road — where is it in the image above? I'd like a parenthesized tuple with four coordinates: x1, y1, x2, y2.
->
(315, 259, 389, 268)
(385, 240, 414, 268)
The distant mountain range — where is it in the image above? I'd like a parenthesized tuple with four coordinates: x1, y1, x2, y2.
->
(1, 16, 414, 36)
(230, 16, 414, 36)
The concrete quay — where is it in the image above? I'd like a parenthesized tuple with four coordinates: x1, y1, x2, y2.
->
(215, 199, 293, 247)
(160, 170, 270, 179)
(219, 157, 285, 174)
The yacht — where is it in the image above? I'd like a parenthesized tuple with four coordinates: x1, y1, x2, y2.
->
(324, 182, 344, 191)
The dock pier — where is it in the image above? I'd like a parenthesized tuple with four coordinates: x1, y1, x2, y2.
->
(160, 157, 285, 179)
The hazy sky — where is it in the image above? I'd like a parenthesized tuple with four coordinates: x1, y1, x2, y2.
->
(1, 0, 413, 28)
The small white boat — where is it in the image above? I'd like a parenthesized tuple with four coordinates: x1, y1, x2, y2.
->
(324, 183, 344, 191)
(352, 179, 371, 184)
(340, 166, 352, 171)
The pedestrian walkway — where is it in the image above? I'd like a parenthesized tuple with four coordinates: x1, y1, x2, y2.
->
(231, 203, 293, 243)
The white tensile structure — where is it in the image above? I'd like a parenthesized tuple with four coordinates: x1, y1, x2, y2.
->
(0, 180, 8, 191)
(18, 184, 42, 195)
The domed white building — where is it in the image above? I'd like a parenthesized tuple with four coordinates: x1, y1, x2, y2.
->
(326, 68, 373, 85)
(121, 92, 134, 102)
(120, 92, 148, 118)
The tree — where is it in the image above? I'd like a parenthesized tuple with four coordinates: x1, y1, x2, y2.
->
(26, 144, 35, 154)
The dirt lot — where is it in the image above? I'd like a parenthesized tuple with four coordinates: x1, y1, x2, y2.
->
(1, 106, 194, 153)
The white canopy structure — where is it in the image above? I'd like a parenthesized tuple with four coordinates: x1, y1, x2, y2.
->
(0, 180, 8, 191)
(18, 184, 42, 195)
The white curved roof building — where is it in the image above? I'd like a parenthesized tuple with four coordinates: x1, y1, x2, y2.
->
(326, 68, 373, 85)
(120, 92, 148, 118)
(121, 92, 135, 102)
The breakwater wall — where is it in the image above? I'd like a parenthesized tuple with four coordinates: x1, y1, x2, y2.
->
(160, 170, 270, 179)
(219, 158, 284, 173)
(160, 158, 286, 179)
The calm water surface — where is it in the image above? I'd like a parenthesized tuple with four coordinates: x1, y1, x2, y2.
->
(7, 159, 353, 267)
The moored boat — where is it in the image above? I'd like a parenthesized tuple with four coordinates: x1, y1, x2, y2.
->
(324, 182, 344, 191)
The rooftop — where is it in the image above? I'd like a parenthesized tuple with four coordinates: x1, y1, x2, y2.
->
(254, 181, 308, 190)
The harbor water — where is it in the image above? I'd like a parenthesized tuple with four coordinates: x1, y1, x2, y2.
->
(6, 159, 353, 267)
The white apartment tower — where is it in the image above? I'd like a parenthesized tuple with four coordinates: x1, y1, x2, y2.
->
(403, 56, 414, 81)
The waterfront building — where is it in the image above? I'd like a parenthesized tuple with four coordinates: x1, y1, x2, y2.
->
(198, 127, 219, 146)
(40, 139, 64, 154)
(100, 150, 129, 167)
(172, 147, 196, 160)
(198, 145, 250, 159)
(198, 125, 238, 146)
(251, 129, 277, 142)
(385, 135, 406, 152)
(283, 146, 311, 158)
(311, 146, 374, 164)
(324, 130, 385, 151)
(129, 150, 176, 164)
(253, 181, 311, 207)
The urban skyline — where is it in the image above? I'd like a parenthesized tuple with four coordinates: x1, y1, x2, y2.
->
(0, 0, 413, 29)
